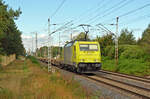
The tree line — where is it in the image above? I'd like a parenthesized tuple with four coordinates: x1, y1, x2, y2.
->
(37, 24, 150, 59)
(0, 0, 25, 57)
(72, 24, 150, 60)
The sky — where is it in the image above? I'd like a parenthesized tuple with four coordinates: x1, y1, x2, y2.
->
(3, 0, 150, 51)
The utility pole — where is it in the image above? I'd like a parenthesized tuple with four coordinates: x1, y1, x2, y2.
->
(40, 48, 42, 58)
(59, 32, 61, 57)
(32, 36, 33, 55)
(48, 18, 51, 72)
(70, 33, 72, 41)
(96, 17, 119, 66)
(115, 17, 119, 66)
(35, 32, 38, 57)
(45, 46, 47, 58)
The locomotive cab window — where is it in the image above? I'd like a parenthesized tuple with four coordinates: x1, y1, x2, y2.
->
(89, 44, 98, 50)
(80, 44, 89, 51)
(80, 44, 98, 51)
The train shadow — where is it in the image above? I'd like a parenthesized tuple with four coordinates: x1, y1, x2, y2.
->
(83, 73, 95, 76)
(83, 71, 107, 77)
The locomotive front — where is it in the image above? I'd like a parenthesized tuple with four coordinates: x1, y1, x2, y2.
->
(76, 41, 101, 73)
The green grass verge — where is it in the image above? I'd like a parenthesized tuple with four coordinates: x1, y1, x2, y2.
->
(102, 57, 150, 77)
(0, 88, 14, 99)
(26, 56, 39, 65)
(22, 60, 29, 73)
(49, 72, 94, 98)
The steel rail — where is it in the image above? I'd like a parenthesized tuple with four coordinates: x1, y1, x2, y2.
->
(39, 59, 150, 98)
(99, 70, 150, 83)
(85, 75, 150, 99)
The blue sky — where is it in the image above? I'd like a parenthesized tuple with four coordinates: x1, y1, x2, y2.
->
(3, 0, 150, 50)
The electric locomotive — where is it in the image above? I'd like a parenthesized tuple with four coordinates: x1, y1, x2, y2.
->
(62, 41, 101, 73)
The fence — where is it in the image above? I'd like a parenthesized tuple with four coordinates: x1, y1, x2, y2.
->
(0, 54, 16, 66)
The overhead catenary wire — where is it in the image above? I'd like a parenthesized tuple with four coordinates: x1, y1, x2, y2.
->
(118, 3, 150, 18)
(61, 0, 107, 30)
(67, 0, 117, 34)
(90, 0, 135, 24)
(51, 0, 67, 18)
(72, 0, 106, 24)
(119, 13, 150, 26)
(76, 0, 111, 24)
(97, 2, 150, 25)
(85, 0, 127, 24)
(50, 0, 110, 35)
(50, 20, 73, 35)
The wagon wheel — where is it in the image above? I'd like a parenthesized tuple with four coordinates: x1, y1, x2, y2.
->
(77, 68, 82, 74)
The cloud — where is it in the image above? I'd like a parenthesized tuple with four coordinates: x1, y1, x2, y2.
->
(22, 33, 49, 51)
(22, 31, 80, 52)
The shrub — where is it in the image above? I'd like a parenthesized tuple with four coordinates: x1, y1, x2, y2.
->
(103, 46, 115, 59)
(103, 45, 146, 59)
(102, 58, 150, 76)
(120, 45, 145, 59)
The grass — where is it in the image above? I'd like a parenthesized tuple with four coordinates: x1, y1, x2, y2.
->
(48, 72, 89, 99)
(27, 55, 39, 65)
(22, 60, 29, 73)
(0, 88, 14, 99)
(102, 57, 150, 77)
(0, 57, 98, 99)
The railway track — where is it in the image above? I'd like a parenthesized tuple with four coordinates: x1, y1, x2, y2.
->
(95, 70, 150, 90)
(85, 74, 150, 99)
(39, 59, 150, 99)
(99, 70, 150, 83)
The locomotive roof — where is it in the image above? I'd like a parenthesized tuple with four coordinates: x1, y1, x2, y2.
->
(64, 40, 98, 47)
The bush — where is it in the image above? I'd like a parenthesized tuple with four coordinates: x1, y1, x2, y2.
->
(120, 45, 145, 59)
(103, 45, 146, 59)
(102, 58, 150, 76)
(103, 46, 115, 59)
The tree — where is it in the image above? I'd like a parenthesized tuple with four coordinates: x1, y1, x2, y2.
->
(119, 29, 136, 45)
(73, 32, 90, 41)
(36, 46, 62, 58)
(139, 24, 150, 54)
(95, 33, 114, 56)
(0, 0, 24, 57)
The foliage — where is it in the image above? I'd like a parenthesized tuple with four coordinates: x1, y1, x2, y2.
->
(119, 45, 146, 59)
(103, 45, 146, 59)
(0, 0, 24, 57)
(0, 59, 93, 98)
(49, 72, 88, 98)
(94, 33, 114, 55)
(0, 88, 14, 98)
(102, 57, 150, 76)
(119, 28, 136, 45)
(138, 24, 150, 55)
(36, 46, 48, 57)
(27, 55, 39, 65)
(36, 46, 62, 58)
(73, 32, 90, 41)
(51, 46, 62, 58)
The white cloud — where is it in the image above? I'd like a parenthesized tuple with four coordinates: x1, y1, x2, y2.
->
(21, 35, 32, 39)
(22, 31, 79, 52)
(22, 33, 49, 51)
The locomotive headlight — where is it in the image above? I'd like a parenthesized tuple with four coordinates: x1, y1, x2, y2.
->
(95, 64, 101, 67)
(95, 59, 99, 62)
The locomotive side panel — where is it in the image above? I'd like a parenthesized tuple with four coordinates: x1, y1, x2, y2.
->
(64, 43, 73, 65)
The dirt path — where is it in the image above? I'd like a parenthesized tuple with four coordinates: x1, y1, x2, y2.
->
(0, 59, 88, 99)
